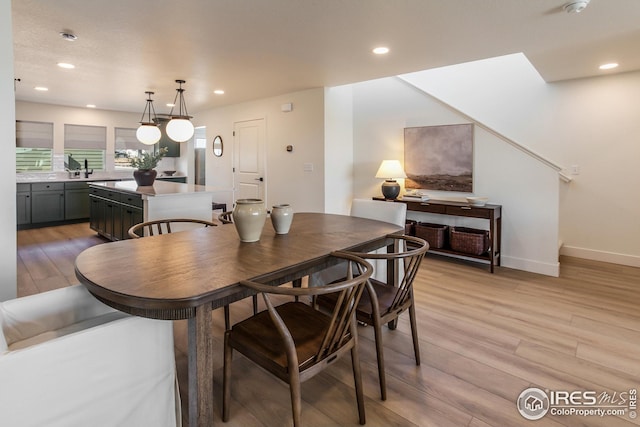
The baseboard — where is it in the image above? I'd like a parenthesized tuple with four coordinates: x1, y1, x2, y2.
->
(560, 246, 640, 268)
(502, 256, 560, 277)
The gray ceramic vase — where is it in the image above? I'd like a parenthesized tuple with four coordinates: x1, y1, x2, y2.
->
(232, 199, 267, 242)
(270, 204, 294, 234)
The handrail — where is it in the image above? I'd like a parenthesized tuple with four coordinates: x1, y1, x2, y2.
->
(396, 76, 572, 183)
(558, 171, 573, 183)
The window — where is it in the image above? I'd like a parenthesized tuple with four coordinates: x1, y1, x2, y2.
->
(114, 127, 155, 169)
(64, 124, 107, 171)
(16, 121, 54, 172)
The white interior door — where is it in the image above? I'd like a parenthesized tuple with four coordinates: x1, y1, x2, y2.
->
(233, 119, 266, 203)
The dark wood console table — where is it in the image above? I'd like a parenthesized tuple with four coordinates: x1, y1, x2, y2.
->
(374, 197, 502, 273)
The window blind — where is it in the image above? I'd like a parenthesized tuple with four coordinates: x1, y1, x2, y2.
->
(16, 121, 54, 148)
(115, 127, 149, 151)
(64, 124, 106, 149)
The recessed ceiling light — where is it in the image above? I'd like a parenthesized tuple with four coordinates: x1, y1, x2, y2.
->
(86, 104, 96, 108)
(214, 89, 225, 95)
(57, 62, 75, 69)
(166, 103, 175, 107)
(34, 86, 48, 91)
(372, 47, 389, 55)
(599, 62, 619, 70)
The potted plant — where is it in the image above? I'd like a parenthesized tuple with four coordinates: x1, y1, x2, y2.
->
(130, 147, 169, 186)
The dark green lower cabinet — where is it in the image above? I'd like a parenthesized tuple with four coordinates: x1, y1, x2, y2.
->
(103, 201, 118, 240)
(89, 188, 143, 241)
(65, 189, 90, 220)
(31, 185, 65, 223)
(17, 182, 92, 228)
(89, 195, 105, 234)
(17, 191, 31, 225)
(64, 182, 90, 220)
(120, 206, 143, 240)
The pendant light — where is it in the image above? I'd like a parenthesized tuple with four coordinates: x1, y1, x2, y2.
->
(136, 91, 161, 145)
(166, 79, 194, 142)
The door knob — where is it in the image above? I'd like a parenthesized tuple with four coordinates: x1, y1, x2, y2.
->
(255, 177, 264, 182)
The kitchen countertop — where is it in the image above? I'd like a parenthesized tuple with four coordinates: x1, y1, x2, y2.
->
(16, 172, 185, 183)
(90, 180, 218, 198)
(17, 172, 132, 183)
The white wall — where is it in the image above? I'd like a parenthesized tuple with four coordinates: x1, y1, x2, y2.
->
(9, 46, 637, 289)
(15, 101, 180, 175)
(549, 73, 640, 266)
(351, 76, 560, 276)
(400, 54, 640, 267)
(324, 85, 354, 215)
(1, 0, 17, 300)
(195, 88, 326, 214)
(401, 54, 557, 160)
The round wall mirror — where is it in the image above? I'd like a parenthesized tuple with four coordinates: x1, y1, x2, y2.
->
(213, 135, 223, 157)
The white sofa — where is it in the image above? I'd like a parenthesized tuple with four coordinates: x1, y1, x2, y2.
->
(0, 285, 181, 427)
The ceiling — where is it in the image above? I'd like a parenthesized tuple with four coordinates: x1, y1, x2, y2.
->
(11, 0, 640, 115)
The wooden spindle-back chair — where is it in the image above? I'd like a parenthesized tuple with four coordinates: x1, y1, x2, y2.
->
(315, 233, 429, 400)
(127, 218, 217, 239)
(222, 251, 373, 427)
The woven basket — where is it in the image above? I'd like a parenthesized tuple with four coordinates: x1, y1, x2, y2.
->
(449, 226, 490, 255)
(405, 219, 417, 236)
(415, 222, 448, 249)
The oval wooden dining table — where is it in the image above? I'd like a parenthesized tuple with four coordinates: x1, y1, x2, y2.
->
(75, 212, 403, 427)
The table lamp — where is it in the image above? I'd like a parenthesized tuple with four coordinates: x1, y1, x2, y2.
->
(375, 160, 407, 200)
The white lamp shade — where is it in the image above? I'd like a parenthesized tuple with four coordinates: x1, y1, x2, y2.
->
(166, 118, 195, 143)
(136, 125, 161, 145)
(375, 160, 407, 179)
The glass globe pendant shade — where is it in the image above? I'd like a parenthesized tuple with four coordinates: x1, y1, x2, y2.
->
(136, 91, 161, 145)
(166, 80, 194, 142)
(166, 118, 195, 142)
(136, 124, 161, 145)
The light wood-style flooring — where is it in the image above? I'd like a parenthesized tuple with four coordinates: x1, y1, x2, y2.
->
(17, 222, 640, 427)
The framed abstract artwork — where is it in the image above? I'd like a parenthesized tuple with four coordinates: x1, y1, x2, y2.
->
(404, 124, 474, 192)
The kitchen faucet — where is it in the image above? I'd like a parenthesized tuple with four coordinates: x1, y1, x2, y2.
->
(84, 159, 93, 179)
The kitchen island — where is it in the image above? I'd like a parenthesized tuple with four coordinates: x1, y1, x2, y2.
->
(89, 180, 215, 241)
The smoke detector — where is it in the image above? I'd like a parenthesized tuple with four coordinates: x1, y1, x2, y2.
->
(59, 32, 78, 41)
(563, 0, 590, 13)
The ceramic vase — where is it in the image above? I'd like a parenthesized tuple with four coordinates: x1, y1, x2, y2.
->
(133, 169, 157, 186)
(232, 199, 267, 242)
(270, 204, 294, 234)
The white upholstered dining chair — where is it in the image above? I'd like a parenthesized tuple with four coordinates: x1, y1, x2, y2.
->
(350, 198, 407, 281)
(309, 199, 407, 287)
(0, 285, 181, 427)
(350, 198, 407, 228)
